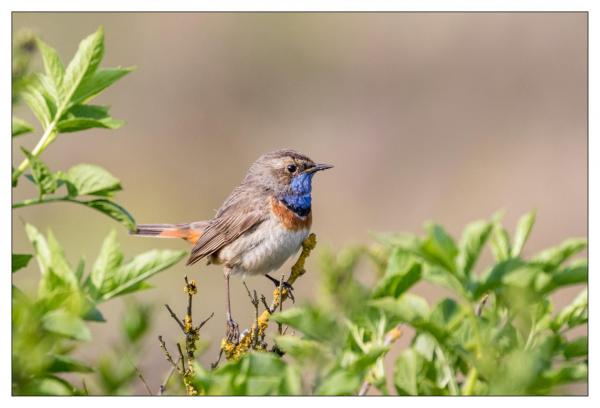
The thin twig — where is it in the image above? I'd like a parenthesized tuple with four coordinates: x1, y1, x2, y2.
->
(158, 361, 178, 396)
(158, 335, 180, 371)
(176, 342, 186, 373)
(198, 312, 214, 330)
(165, 304, 185, 331)
(126, 355, 153, 396)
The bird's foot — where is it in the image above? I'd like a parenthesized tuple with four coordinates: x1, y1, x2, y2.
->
(226, 317, 240, 344)
(265, 274, 295, 303)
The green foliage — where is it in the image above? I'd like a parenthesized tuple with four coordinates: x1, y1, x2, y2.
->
(12, 27, 184, 396)
(11, 26, 134, 231)
(182, 211, 586, 396)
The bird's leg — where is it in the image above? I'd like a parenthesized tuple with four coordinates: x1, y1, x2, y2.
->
(224, 268, 239, 343)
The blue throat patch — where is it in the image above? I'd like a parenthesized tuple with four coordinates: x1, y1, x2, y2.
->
(280, 172, 313, 217)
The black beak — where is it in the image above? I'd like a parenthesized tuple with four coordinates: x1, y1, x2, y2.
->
(304, 163, 334, 174)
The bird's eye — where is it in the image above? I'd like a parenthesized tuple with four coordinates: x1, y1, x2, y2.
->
(287, 164, 297, 173)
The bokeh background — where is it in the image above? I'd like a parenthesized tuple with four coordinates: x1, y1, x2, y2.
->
(12, 13, 587, 394)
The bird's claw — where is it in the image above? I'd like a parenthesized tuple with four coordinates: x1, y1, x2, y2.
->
(226, 318, 239, 344)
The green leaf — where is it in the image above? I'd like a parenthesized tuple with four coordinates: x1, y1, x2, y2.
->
(372, 250, 422, 299)
(90, 230, 123, 293)
(36, 38, 65, 103)
(49, 354, 93, 373)
(457, 219, 493, 277)
(369, 293, 430, 325)
(61, 26, 105, 111)
(57, 116, 124, 132)
(316, 369, 362, 395)
(537, 260, 587, 294)
(21, 376, 76, 396)
(532, 238, 587, 272)
(12, 253, 33, 273)
(473, 258, 526, 298)
(541, 363, 587, 386)
(71, 67, 134, 105)
(490, 223, 511, 261)
(551, 289, 587, 331)
(21, 83, 52, 128)
(81, 199, 136, 231)
(41, 309, 91, 341)
(58, 104, 124, 132)
(563, 336, 587, 359)
(65, 163, 122, 197)
(419, 223, 458, 274)
(20, 147, 57, 195)
(394, 348, 421, 395)
(271, 306, 342, 343)
(274, 335, 328, 364)
(99, 249, 186, 300)
(511, 210, 536, 257)
(12, 117, 35, 137)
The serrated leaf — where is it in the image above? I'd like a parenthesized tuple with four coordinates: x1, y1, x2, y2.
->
(12, 117, 35, 137)
(41, 309, 91, 341)
(62, 26, 104, 111)
(65, 164, 121, 197)
(36, 38, 65, 104)
(457, 220, 493, 277)
(49, 354, 93, 373)
(99, 249, 186, 300)
(71, 67, 133, 105)
(12, 253, 33, 273)
(90, 230, 123, 293)
(20, 147, 57, 195)
(490, 223, 511, 261)
(81, 199, 136, 231)
(511, 211, 536, 257)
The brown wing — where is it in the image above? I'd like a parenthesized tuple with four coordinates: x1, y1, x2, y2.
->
(186, 207, 265, 266)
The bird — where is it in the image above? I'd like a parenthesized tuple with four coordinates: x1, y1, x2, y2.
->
(131, 149, 333, 341)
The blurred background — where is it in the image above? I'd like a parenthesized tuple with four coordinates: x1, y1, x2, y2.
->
(12, 13, 587, 394)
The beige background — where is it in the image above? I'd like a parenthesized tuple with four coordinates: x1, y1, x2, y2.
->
(12, 13, 587, 394)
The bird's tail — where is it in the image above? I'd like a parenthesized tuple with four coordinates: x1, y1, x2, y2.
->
(131, 221, 207, 245)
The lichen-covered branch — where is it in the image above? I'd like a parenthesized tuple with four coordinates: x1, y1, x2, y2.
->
(158, 276, 213, 395)
(220, 233, 317, 361)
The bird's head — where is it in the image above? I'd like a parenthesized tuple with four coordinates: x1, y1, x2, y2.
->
(245, 149, 333, 214)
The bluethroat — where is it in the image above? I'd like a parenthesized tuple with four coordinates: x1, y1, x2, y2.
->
(133, 149, 332, 341)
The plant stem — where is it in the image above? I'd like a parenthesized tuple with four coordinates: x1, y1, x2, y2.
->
(12, 195, 77, 209)
(12, 122, 57, 184)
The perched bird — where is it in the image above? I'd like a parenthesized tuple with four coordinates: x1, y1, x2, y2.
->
(132, 149, 332, 341)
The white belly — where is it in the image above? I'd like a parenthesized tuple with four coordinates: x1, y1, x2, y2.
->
(216, 216, 309, 278)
